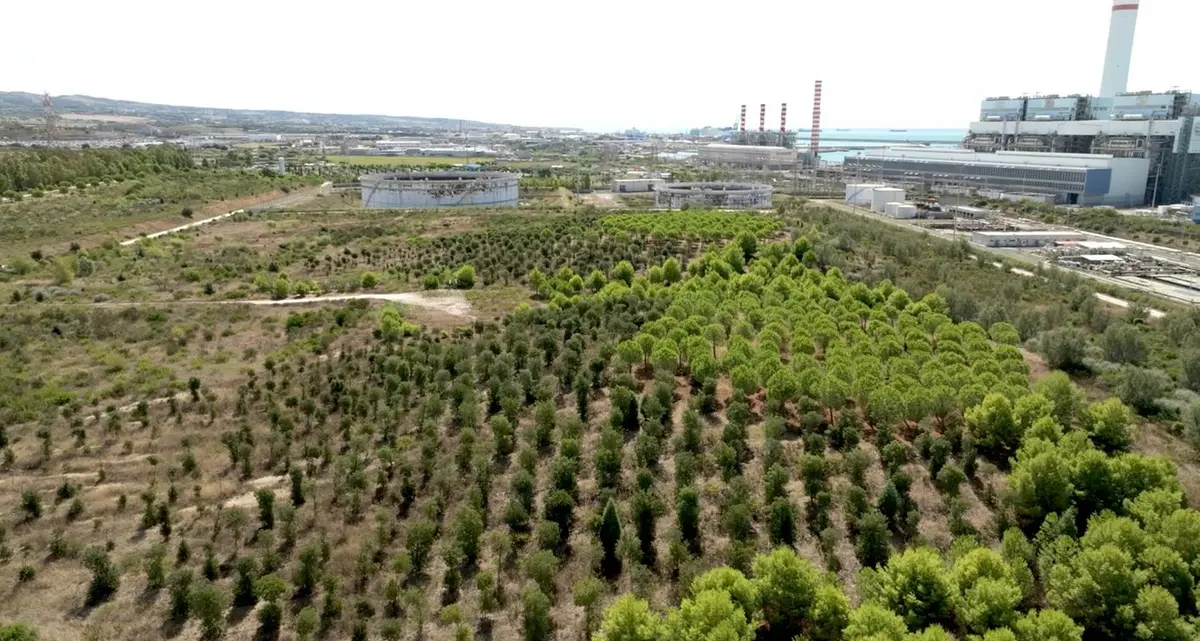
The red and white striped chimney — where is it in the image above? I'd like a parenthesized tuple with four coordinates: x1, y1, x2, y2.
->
(759, 104, 766, 132)
(810, 80, 823, 159)
(739, 104, 746, 132)
(780, 103, 787, 133)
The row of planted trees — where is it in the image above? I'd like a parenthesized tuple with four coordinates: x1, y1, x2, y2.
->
(9, 218, 1200, 641)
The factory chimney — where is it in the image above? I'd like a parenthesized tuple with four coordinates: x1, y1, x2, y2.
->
(1099, 0, 1139, 98)
(780, 103, 787, 133)
(739, 104, 746, 132)
(759, 104, 766, 132)
(810, 80, 823, 161)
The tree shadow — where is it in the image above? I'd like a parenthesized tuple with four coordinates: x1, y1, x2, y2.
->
(227, 603, 255, 627)
(137, 586, 162, 606)
(159, 615, 186, 639)
(476, 616, 495, 641)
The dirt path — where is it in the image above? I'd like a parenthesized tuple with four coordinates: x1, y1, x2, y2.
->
(119, 182, 331, 246)
(245, 290, 474, 317)
(84, 289, 476, 318)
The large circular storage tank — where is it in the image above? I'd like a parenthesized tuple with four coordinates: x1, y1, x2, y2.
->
(360, 171, 519, 209)
(655, 182, 772, 210)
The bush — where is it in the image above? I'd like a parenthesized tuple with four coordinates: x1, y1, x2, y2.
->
(20, 492, 41, 520)
(1041, 327, 1090, 372)
(84, 547, 120, 606)
(522, 587, 552, 641)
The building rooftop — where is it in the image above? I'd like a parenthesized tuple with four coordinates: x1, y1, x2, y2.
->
(973, 230, 1085, 237)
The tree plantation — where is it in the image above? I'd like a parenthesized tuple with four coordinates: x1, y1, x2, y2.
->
(5, 198, 1200, 641)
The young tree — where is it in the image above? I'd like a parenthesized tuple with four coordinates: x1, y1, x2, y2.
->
(600, 498, 622, 566)
(256, 489, 275, 530)
(664, 588, 753, 641)
(967, 393, 1023, 456)
(751, 547, 821, 637)
(867, 547, 953, 632)
(233, 556, 259, 607)
(522, 587, 552, 641)
(855, 511, 891, 569)
(455, 506, 485, 566)
(188, 580, 230, 641)
(677, 487, 701, 553)
(169, 569, 194, 619)
(254, 574, 290, 638)
(573, 577, 605, 635)
(595, 594, 660, 641)
(84, 547, 120, 606)
(768, 498, 798, 547)
(294, 606, 319, 641)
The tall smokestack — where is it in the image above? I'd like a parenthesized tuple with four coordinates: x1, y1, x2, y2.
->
(780, 103, 787, 133)
(1099, 0, 1139, 98)
(739, 104, 746, 132)
(759, 104, 766, 132)
(810, 81, 823, 161)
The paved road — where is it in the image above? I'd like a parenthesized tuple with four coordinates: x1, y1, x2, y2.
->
(816, 200, 1175, 315)
(119, 182, 331, 246)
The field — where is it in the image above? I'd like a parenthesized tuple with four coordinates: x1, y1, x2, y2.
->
(7, 180, 1200, 641)
(0, 170, 321, 254)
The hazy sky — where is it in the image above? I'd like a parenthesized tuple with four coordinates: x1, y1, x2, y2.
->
(4, 0, 1197, 131)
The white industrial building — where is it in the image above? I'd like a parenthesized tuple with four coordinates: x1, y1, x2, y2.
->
(885, 202, 918, 219)
(612, 178, 665, 193)
(845, 184, 883, 207)
(969, 230, 1086, 248)
(846, 0, 1200, 207)
(848, 146, 1149, 207)
(698, 143, 798, 168)
(871, 187, 906, 212)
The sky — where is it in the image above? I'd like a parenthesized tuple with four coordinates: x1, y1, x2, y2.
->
(3, 0, 1198, 132)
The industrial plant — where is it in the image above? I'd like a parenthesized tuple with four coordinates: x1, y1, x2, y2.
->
(360, 171, 519, 209)
(655, 182, 773, 210)
(845, 0, 1199, 207)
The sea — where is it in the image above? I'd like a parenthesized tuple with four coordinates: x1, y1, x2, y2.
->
(801, 128, 967, 164)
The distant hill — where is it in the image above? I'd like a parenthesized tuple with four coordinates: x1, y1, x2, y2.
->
(0, 91, 513, 132)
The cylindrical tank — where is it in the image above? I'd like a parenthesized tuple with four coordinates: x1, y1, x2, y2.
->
(885, 202, 900, 217)
(360, 172, 519, 209)
(872, 187, 905, 212)
(845, 183, 880, 206)
(896, 204, 918, 219)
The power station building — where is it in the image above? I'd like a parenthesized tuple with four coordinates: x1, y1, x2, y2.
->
(698, 143, 798, 169)
(845, 0, 1200, 207)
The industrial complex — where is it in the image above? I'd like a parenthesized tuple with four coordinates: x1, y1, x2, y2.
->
(655, 183, 773, 210)
(846, 0, 1199, 207)
(360, 171, 519, 209)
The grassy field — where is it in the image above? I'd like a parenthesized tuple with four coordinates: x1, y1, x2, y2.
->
(6, 195, 1200, 641)
(0, 170, 320, 255)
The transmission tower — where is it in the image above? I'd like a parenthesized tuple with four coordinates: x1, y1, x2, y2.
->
(42, 92, 57, 146)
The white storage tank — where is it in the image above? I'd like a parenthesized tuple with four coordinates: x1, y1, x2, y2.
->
(895, 204, 918, 219)
(872, 187, 906, 212)
(885, 202, 901, 217)
(845, 183, 881, 206)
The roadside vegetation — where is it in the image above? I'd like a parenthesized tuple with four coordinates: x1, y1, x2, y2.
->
(6, 175, 1200, 641)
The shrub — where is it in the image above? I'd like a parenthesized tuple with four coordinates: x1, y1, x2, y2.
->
(84, 547, 120, 606)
